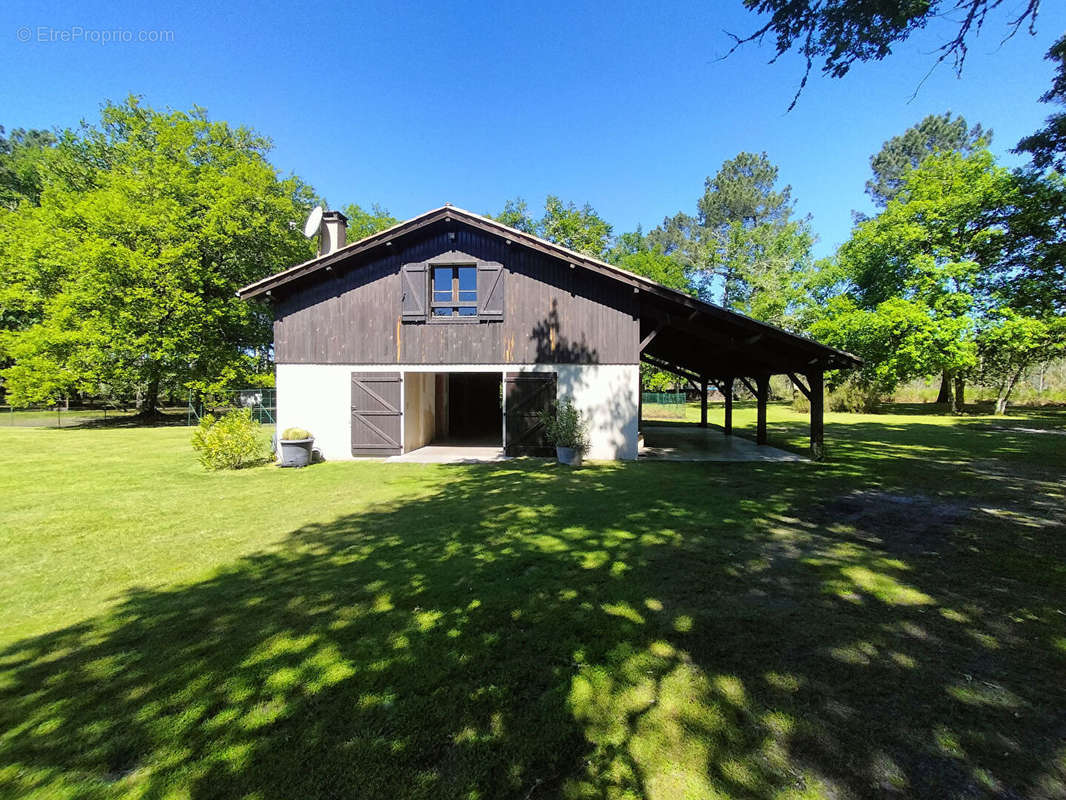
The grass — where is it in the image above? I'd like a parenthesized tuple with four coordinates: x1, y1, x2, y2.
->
(1, 404, 1064, 799)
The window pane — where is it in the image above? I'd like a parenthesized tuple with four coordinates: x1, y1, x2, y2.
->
(458, 290, 477, 302)
(458, 306, 477, 316)
(433, 307, 452, 317)
(433, 291, 453, 302)
(458, 266, 476, 292)
(433, 267, 452, 293)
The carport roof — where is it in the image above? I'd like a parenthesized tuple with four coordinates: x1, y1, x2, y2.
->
(238, 204, 859, 380)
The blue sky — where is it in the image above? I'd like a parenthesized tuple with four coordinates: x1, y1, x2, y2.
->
(2, 0, 1064, 258)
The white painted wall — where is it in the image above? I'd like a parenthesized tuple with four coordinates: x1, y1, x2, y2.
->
(276, 363, 639, 461)
(553, 364, 639, 460)
(275, 364, 355, 462)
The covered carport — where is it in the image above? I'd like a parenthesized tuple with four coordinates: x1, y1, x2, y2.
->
(633, 284, 861, 460)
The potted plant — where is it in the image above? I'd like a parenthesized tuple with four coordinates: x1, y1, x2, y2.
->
(539, 399, 589, 466)
(278, 427, 314, 467)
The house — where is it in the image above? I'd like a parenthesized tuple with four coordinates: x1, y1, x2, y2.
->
(238, 205, 858, 461)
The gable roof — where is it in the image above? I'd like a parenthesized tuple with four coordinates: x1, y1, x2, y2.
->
(238, 204, 860, 377)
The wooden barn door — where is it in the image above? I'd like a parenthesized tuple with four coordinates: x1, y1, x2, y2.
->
(504, 373, 557, 456)
(351, 372, 402, 456)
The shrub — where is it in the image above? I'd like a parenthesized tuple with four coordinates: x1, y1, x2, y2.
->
(191, 408, 265, 470)
(538, 399, 590, 453)
(828, 381, 881, 413)
(281, 427, 313, 440)
(792, 381, 880, 414)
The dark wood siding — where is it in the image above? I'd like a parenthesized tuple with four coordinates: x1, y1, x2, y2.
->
(273, 222, 638, 365)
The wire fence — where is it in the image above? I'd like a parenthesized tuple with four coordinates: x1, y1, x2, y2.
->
(641, 391, 687, 420)
(187, 388, 276, 426)
(2, 389, 275, 429)
(1, 404, 179, 428)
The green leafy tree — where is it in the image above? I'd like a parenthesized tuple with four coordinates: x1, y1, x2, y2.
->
(615, 250, 693, 295)
(493, 197, 538, 235)
(998, 36, 1066, 328)
(730, 0, 1040, 108)
(341, 202, 398, 241)
(605, 228, 694, 295)
(491, 196, 612, 257)
(999, 170, 1066, 318)
(0, 126, 57, 209)
(0, 98, 314, 412)
(1015, 34, 1066, 172)
(0, 127, 59, 396)
(823, 147, 1015, 410)
(977, 310, 1064, 414)
(719, 215, 815, 326)
(811, 295, 973, 397)
(539, 196, 612, 257)
(866, 112, 988, 207)
(605, 227, 647, 263)
(862, 112, 991, 401)
(649, 152, 815, 326)
(604, 230, 696, 392)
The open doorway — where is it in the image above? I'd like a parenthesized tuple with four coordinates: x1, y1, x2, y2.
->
(440, 373, 502, 445)
(400, 371, 503, 459)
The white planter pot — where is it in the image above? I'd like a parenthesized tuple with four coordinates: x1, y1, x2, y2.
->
(279, 438, 314, 467)
(556, 446, 583, 466)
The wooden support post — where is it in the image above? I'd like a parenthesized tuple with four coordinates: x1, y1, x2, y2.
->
(723, 377, 733, 435)
(699, 378, 708, 428)
(807, 368, 824, 460)
(755, 374, 769, 446)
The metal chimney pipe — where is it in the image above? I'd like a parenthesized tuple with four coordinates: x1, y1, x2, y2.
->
(319, 210, 348, 256)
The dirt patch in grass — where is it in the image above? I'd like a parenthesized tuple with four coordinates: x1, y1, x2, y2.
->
(815, 490, 971, 556)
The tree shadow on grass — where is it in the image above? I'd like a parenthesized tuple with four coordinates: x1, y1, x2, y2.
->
(2, 451, 1065, 798)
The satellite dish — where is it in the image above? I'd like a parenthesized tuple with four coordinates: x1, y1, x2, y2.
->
(302, 205, 324, 238)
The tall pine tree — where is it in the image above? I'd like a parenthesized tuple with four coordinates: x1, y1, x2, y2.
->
(649, 152, 814, 327)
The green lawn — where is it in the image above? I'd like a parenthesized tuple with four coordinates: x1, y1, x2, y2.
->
(1, 404, 1064, 799)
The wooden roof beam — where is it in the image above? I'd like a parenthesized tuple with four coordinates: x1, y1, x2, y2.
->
(641, 305, 827, 368)
(641, 354, 702, 387)
(788, 372, 812, 399)
(639, 317, 671, 352)
(642, 331, 781, 379)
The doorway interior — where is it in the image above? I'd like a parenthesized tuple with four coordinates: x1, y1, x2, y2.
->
(401, 371, 503, 456)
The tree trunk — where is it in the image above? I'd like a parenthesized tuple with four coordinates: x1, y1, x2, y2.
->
(994, 369, 1023, 416)
(935, 371, 953, 404)
(954, 377, 965, 410)
(138, 373, 162, 418)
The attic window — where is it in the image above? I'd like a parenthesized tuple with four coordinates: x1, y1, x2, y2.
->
(400, 259, 503, 323)
(431, 265, 477, 318)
